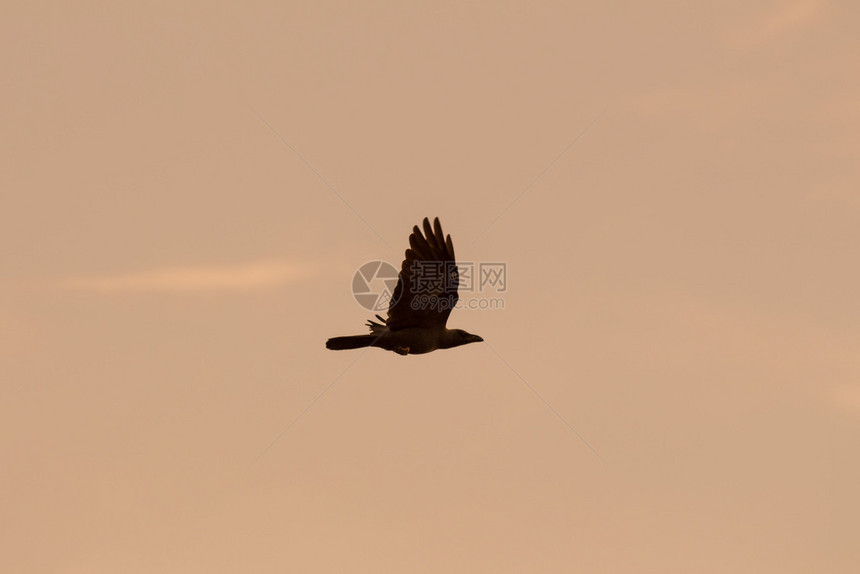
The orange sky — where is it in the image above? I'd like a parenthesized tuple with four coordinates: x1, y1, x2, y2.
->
(2, 1, 858, 572)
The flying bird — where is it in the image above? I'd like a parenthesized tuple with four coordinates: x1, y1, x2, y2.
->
(326, 217, 484, 355)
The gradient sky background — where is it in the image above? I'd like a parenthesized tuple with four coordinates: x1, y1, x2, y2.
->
(3, 1, 859, 572)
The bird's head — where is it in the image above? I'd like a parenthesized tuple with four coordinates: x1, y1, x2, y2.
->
(447, 329, 484, 348)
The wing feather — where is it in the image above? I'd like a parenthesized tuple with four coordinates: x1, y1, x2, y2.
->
(385, 217, 459, 330)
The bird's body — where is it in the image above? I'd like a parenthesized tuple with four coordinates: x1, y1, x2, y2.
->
(326, 217, 483, 356)
(377, 325, 472, 355)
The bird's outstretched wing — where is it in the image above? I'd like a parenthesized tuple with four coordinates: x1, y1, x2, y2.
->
(385, 217, 459, 330)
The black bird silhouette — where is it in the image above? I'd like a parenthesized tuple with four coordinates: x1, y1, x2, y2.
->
(326, 217, 483, 355)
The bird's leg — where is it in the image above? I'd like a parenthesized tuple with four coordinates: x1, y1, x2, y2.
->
(394, 346, 409, 356)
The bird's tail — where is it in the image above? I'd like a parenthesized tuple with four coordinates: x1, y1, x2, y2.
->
(325, 334, 377, 351)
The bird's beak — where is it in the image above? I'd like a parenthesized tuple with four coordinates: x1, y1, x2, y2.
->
(468, 334, 484, 343)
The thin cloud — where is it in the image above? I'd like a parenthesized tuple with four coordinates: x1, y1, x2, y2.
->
(724, 0, 824, 49)
(62, 259, 314, 294)
(761, 0, 823, 35)
(832, 384, 860, 415)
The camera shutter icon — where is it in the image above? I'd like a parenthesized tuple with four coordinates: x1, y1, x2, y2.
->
(352, 261, 400, 311)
